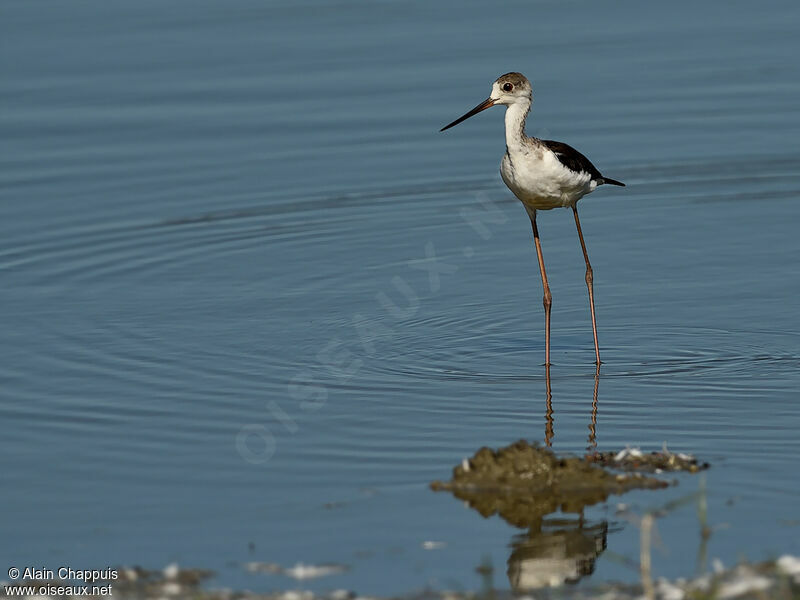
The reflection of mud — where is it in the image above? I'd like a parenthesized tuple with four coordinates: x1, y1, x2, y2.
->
(431, 441, 668, 527)
(431, 441, 671, 590)
(508, 518, 608, 591)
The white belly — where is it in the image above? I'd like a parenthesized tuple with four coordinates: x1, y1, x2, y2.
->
(501, 149, 596, 210)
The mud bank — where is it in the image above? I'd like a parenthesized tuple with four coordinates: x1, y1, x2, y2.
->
(430, 441, 679, 527)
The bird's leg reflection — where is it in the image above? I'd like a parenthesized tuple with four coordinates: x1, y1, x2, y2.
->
(543, 365, 600, 450)
(587, 365, 600, 451)
(544, 364, 554, 447)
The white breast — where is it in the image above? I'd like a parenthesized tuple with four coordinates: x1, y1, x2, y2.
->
(501, 147, 596, 210)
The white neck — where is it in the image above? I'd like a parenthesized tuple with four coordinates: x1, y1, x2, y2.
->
(503, 98, 531, 151)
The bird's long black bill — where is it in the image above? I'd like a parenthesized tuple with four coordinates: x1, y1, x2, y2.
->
(440, 97, 495, 132)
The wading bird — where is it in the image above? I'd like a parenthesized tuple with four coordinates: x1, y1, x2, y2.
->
(441, 72, 625, 365)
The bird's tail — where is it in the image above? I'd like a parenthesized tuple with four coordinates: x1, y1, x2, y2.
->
(601, 177, 625, 187)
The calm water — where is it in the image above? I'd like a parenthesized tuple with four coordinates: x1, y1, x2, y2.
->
(2, 0, 800, 595)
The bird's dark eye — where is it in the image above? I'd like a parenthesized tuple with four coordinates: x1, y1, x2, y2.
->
(503, 82, 513, 92)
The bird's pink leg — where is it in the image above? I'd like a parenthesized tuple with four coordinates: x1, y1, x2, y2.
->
(527, 208, 552, 366)
(572, 206, 601, 364)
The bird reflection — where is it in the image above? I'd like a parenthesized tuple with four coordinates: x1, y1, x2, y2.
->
(544, 365, 554, 447)
(588, 365, 600, 450)
(432, 366, 614, 591)
(501, 364, 608, 591)
(508, 516, 608, 591)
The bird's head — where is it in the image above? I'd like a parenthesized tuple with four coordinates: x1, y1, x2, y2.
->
(441, 72, 532, 132)
(491, 72, 532, 106)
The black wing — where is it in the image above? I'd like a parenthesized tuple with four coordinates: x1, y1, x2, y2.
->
(542, 139, 625, 186)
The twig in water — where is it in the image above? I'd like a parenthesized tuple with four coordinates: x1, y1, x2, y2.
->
(640, 513, 655, 600)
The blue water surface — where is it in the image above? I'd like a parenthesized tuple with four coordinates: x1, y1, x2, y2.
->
(2, 0, 799, 595)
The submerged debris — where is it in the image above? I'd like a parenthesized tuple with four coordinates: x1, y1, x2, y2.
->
(2, 558, 797, 600)
(245, 562, 350, 580)
(586, 445, 710, 473)
(115, 564, 214, 586)
(421, 540, 447, 550)
(430, 441, 669, 528)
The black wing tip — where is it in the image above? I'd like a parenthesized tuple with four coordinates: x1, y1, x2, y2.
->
(601, 177, 626, 187)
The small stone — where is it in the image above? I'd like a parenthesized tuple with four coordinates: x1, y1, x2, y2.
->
(422, 540, 446, 550)
(163, 563, 180, 580)
(161, 582, 181, 596)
